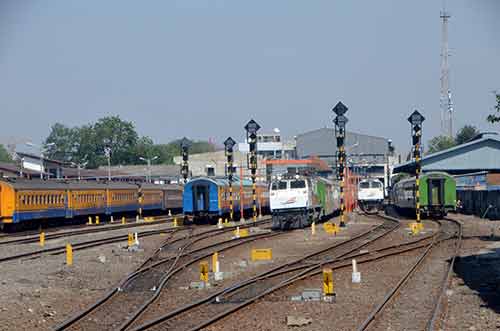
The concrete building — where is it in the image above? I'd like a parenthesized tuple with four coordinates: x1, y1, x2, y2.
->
(238, 129, 296, 160)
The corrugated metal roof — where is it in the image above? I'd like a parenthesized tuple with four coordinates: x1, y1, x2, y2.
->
(394, 133, 500, 174)
(296, 128, 389, 162)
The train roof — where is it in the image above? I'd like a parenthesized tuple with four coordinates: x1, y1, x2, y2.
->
(186, 176, 263, 187)
(394, 171, 455, 185)
(0, 179, 137, 190)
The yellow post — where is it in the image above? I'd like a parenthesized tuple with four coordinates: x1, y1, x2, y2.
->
(224, 218, 228, 224)
(66, 244, 73, 266)
(235, 226, 240, 238)
(96, 216, 100, 225)
(39, 232, 45, 247)
(312, 222, 316, 236)
(218, 218, 223, 228)
(200, 261, 209, 282)
(128, 233, 134, 247)
(173, 218, 178, 227)
(323, 268, 334, 296)
(88, 216, 93, 225)
(212, 252, 218, 272)
(121, 216, 126, 225)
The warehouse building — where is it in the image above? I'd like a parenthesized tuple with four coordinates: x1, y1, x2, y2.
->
(296, 128, 395, 189)
(393, 132, 500, 220)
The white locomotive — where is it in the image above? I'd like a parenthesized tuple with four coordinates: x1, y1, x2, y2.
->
(269, 174, 340, 230)
(357, 178, 384, 213)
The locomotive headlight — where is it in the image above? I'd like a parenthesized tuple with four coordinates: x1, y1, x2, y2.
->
(295, 175, 300, 180)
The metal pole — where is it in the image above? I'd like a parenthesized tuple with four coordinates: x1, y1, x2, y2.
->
(108, 156, 111, 181)
(147, 159, 151, 183)
(40, 151, 44, 179)
(78, 164, 81, 181)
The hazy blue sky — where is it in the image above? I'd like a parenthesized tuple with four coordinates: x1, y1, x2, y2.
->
(0, 0, 499, 153)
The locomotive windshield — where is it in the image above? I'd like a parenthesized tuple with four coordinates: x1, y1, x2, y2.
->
(271, 181, 288, 190)
(360, 182, 370, 189)
(371, 181, 382, 188)
(290, 180, 306, 189)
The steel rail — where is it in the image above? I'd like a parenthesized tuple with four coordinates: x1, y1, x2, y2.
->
(129, 215, 401, 331)
(0, 215, 180, 246)
(53, 218, 272, 331)
(426, 217, 463, 331)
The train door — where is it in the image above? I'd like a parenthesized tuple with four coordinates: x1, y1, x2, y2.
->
(193, 184, 210, 213)
(428, 178, 444, 206)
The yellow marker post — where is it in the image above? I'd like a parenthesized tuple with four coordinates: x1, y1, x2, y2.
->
(323, 268, 334, 297)
(200, 261, 209, 282)
(173, 218, 178, 227)
(39, 232, 45, 247)
(88, 216, 93, 225)
(66, 244, 73, 266)
(312, 222, 316, 236)
(96, 216, 100, 225)
(217, 218, 223, 229)
(212, 252, 218, 272)
(251, 248, 272, 261)
(128, 233, 134, 247)
(122, 216, 126, 225)
(224, 218, 228, 224)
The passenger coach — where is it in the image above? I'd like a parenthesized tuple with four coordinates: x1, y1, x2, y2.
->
(0, 179, 182, 227)
(183, 176, 269, 222)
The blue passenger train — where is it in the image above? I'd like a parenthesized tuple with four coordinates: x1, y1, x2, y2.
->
(183, 176, 269, 222)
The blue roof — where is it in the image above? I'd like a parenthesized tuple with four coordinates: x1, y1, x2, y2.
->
(394, 133, 500, 174)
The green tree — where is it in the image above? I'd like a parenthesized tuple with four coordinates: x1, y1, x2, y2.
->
(455, 125, 480, 145)
(93, 116, 139, 165)
(487, 93, 500, 124)
(426, 135, 456, 154)
(0, 144, 13, 163)
(44, 123, 79, 161)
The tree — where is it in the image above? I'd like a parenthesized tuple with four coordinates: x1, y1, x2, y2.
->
(44, 123, 79, 162)
(487, 93, 500, 124)
(455, 125, 480, 145)
(426, 135, 456, 155)
(0, 144, 13, 163)
(93, 116, 139, 166)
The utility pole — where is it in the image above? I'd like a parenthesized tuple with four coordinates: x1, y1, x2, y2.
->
(440, 5, 453, 138)
(104, 147, 112, 181)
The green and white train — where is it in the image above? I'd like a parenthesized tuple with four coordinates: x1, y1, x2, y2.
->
(390, 171, 456, 218)
(269, 174, 340, 230)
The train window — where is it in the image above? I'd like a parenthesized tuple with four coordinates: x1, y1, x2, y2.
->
(360, 182, 370, 189)
(290, 180, 306, 189)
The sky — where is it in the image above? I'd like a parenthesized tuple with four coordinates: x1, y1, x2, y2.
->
(0, 0, 499, 153)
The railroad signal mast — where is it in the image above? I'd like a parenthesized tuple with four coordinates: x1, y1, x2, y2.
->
(180, 137, 191, 184)
(408, 110, 425, 229)
(332, 102, 348, 228)
(245, 119, 261, 222)
(224, 137, 236, 222)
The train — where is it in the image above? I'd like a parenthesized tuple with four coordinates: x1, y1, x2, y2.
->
(389, 171, 456, 218)
(269, 174, 340, 230)
(0, 179, 183, 228)
(182, 176, 269, 223)
(357, 178, 385, 213)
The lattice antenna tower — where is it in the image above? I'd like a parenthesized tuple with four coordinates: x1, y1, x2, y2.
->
(440, 2, 453, 138)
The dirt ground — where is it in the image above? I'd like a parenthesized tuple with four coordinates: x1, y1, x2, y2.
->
(1, 213, 499, 331)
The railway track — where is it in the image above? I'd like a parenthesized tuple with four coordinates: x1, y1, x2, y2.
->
(355, 217, 462, 331)
(0, 214, 179, 246)
(54, 218, 273, 331)
(122, 214, 401, 331)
